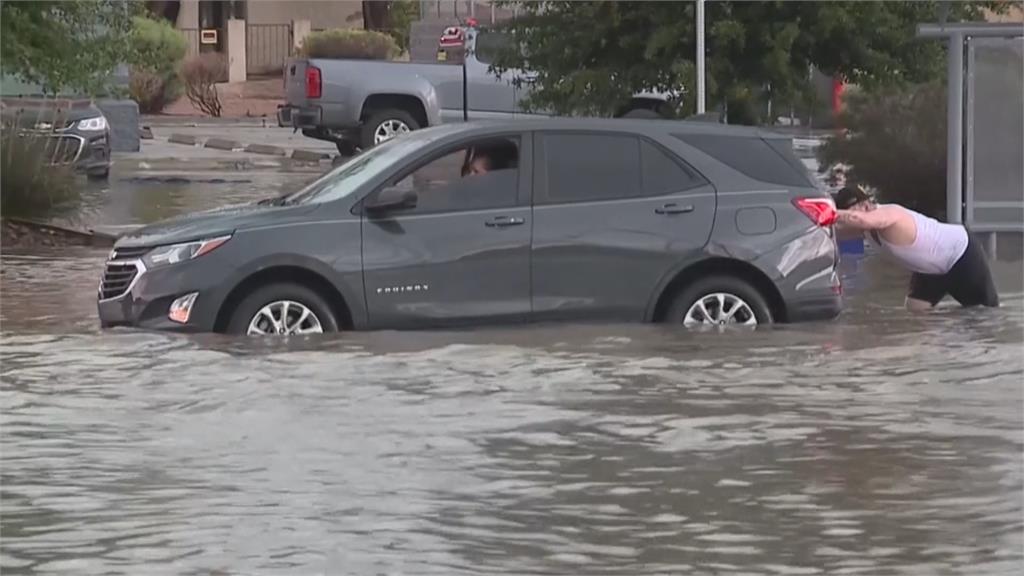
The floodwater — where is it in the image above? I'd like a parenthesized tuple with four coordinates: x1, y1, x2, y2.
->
(1, 244, 1022, 575)
(46, 169, 317, 233)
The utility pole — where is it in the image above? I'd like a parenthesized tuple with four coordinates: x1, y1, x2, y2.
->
(696, 0, 706, 114)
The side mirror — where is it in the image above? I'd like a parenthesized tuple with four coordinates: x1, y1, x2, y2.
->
(365, 186, 417, 215)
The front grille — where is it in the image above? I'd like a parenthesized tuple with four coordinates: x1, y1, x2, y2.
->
(44, 135, 83, 164)
(99, 261, 139, 300)
(111, 246, 150, 261)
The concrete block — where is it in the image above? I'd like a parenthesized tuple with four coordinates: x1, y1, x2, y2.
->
(168, 133, 198, 146)
(95, 98, 140, 152)
(244, 143, 286, 156)
(167, 133, 197, 144)
(291, 149, 329, 162)
(139, 126, 154, 140)
(204, 137, 240, 151)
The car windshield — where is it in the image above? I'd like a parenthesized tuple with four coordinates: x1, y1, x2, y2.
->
(282, 126, 464, 205)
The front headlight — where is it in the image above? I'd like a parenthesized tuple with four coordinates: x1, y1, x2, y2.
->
(142, 236, 231, 269)
(77, 116, 108, 131)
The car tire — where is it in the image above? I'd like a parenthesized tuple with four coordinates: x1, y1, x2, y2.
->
(87, 168, 110, 181)
(335, 140, 358, 157)
(664, 275, 773, 327)
(360, 109, 419, 149)
(621, 107, 662, 119)
(226, 282, 339, 336)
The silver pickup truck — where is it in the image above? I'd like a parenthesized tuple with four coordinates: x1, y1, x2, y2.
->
(277, 25, 676, 154)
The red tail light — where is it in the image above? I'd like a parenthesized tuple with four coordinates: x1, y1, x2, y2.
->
(305, 66, 322, 99)
(793, 197, 837, 227)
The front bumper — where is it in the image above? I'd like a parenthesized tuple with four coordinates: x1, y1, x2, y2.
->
(96, 253, 230, 333)
(20, 129, 111, 173)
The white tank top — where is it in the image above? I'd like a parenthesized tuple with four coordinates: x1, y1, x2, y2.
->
(870, 205, 968, 275)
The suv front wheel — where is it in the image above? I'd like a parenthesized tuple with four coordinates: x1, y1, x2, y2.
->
(664, 276, 772, 327)
(227, 282, 338, 336)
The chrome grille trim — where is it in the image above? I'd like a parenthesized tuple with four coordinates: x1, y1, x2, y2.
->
(98, 259, 147, 302)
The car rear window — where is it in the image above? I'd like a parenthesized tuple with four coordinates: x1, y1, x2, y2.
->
(641, 140, 707, 195)
(542, 134, 642, 203)
(673, 133, 814, 188)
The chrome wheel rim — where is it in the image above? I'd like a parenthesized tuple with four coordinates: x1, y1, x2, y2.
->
(683, 293, 757, 327)
(374, 119, 410, 145)
(247, 300, 323, 336)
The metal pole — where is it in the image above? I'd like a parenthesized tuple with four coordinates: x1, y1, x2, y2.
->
(696, 0, 706, 114)
(946, 32, 965, 223)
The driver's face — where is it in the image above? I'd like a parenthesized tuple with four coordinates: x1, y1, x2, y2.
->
(467, 157, 491, 176)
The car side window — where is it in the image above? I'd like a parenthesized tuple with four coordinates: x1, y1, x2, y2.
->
(387, 136, 521, 214)
(641, 140, 707, 195)
(542, 134, 642, 204)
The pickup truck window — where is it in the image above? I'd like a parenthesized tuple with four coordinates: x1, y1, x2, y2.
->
(474, 31, 512, 65)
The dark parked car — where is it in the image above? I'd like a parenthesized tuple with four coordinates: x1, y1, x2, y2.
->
(1, 97, 112, 179)
(98, 119, 841, 335)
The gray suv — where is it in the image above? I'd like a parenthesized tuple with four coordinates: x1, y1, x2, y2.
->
(97, 119, 842, 335)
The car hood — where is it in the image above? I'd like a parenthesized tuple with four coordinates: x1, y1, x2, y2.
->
(115, 202, 318, 248)
(1, 98, 102, 129)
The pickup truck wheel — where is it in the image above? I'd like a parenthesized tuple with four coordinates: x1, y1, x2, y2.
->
(622, 107, 662, 119)
(361, 109, 419, 149)
(335, 140, 358, 157)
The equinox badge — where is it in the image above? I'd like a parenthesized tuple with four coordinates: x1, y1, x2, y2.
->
(377, 284, 429, 295)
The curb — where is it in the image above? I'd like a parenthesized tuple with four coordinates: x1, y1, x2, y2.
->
(291, 149, 330, 162)
(204, 138, 240, 151)
(168, 133, 198, 146)
(4, 218, 118, 247)
(244, 143, 287, 156)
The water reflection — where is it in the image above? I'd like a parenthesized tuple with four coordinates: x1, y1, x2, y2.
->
(0, 252, 1022, 574)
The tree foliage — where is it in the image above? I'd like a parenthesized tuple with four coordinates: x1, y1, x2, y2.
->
(818, 82, 948, 218)
(1, 0, 142, 96)
(492, 0, 1005, 122)
(361, 0, 421, 53)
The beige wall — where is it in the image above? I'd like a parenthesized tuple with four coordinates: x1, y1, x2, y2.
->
(247, 0, 362, 28)
(985, 4, 1024, 22)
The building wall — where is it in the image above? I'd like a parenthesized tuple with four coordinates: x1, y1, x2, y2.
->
(985, 5, 1024, 23)
(246, 1, 362, 28)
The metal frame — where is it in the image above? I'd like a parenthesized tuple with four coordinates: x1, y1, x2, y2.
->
(916, 22, 1024, 226)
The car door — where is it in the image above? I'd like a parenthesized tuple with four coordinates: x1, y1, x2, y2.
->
(531, 131, 716, 321)
(361, 133, 532, 328)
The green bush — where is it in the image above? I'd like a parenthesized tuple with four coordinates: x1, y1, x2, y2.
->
(300, 29, 399, 61)
(1, 114, 79, 219)
(817, 81, 947, 219)
(129, 16, 187, 113)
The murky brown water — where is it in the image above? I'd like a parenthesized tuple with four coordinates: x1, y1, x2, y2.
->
(1, 246, 1022, 575)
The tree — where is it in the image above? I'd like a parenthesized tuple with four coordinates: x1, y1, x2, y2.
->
(1, 0, 141, 96)
(491, 0, 1006, 123)
(360, 0, 420, 53)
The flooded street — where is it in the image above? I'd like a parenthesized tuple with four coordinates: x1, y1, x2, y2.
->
(2, 147, 1023, 574)
(2, 244, 1022, 574)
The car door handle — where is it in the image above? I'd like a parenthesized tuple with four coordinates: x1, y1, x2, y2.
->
(655, 203, 695, 215)
(485, 216, 525, 227)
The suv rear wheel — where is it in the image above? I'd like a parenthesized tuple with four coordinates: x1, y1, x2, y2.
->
(664, 276, 772, 327)
(361, 109, 419, 149)
(227, 282, 338, 336)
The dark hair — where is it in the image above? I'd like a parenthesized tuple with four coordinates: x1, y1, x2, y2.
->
(833, 186, 872, 210)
